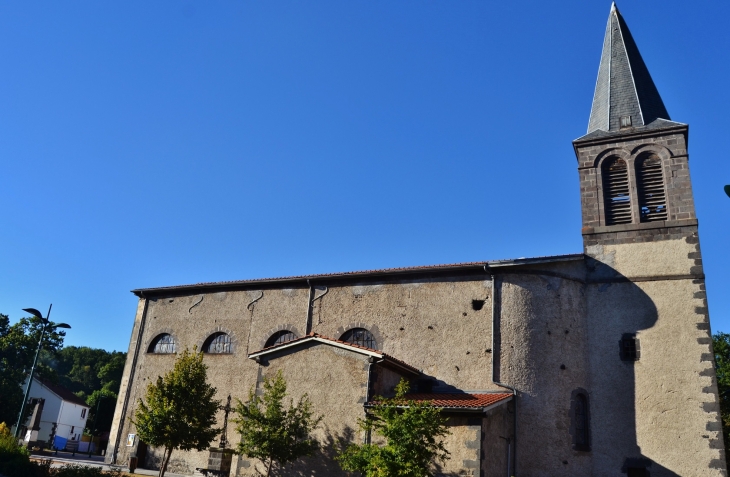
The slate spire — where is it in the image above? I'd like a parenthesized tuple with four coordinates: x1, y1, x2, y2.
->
(587, 3, 670, 133)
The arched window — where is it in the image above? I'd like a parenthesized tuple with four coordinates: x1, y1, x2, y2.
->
(265, 330, 297, 348)
(203, 332, 232, 354)
(340, 328, 377, 349)
(602, 157, 632, 225)
(571, 391, 590, 451)
(148, 334, 176, 354)
(636, 154, 667, 222)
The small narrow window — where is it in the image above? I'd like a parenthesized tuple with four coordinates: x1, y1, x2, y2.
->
(637, 154, 667, 222)
(148, 333, 176, 354)
(81, 409, 86, 418)
(602, 157, 632, 225)
(265, 330, 297, 348)
(203, 332, 232, 354)
(620, 115, 632, 128)
(340, 328, 377, 350)
(574, 395, 588, 448)
(571, 391, 591, 451)
(620, 334, 640, 361)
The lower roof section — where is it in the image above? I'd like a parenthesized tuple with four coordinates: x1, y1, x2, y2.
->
(366, 393, 513, 414)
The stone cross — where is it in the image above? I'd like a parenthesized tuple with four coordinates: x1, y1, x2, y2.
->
(219, 395, 232, 449)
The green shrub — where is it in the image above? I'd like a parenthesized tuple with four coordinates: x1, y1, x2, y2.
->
(54, 464, 122, 477)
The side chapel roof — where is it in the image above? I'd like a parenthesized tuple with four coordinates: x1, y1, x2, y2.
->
(586, 3, 670, 134)
(248, 332, 421, 376)
(366, 393, 513, 412)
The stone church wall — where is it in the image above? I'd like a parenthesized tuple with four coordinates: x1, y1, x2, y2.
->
(584, 234, 724, 476)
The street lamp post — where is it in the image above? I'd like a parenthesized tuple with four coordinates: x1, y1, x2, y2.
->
(14, 305, 71, 439)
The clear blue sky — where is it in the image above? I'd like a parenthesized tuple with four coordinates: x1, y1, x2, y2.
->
(1, 1, 729, 353)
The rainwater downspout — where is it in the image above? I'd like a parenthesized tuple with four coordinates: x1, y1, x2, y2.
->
(305, 280, 328, 335)
(486, 265, 518, 477)
(364, 356, 383, 444)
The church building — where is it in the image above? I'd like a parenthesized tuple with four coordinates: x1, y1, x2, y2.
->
(107, 5, 726, 476)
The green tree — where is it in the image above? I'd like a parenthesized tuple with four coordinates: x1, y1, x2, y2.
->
(233, 370, 322, 476)
(48, 346, 126, 437)
(0, 313, 66, 427)
(132, 349, 220, 477)
(713, 332, 730, 466)
(337, 379, 450, 477)
(53, 346, 126, 397)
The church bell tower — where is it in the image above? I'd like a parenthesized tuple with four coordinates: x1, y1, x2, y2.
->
(572, 4, 726, 475)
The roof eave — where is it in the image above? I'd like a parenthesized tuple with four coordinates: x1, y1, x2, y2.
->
(131, 254, 585, 298)
(248, 336, 383, 360)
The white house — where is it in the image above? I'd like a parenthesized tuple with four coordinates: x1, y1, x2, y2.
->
(21, 376, 90, 450)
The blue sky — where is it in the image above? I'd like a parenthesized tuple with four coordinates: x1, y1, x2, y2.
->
(1, 1, 729, 353)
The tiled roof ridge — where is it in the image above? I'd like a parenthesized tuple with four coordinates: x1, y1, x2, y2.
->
(248, 332, 420, 374)
(132, 253, 584, 295)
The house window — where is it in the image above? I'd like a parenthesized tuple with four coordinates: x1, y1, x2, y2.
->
(340, 328, 377, 349)
(81, 409, 86, 418)
(265, 330, 297, 348)
(203, 332, 232, 354)
(148, 333, 176, 354)
(602, 157, 632, 225)
(637, 154, 667, 222)
(620, 334, 640, 361)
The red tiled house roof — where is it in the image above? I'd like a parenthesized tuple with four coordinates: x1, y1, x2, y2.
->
(366, 393, 513, 412)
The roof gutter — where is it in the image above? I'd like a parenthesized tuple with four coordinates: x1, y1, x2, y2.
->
(130, 255, 584, 298)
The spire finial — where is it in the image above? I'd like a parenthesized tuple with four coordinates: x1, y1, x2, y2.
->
(611, 1, 617, 12)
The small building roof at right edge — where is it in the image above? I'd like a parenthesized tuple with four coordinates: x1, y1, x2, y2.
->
(585, 3, 672, 135)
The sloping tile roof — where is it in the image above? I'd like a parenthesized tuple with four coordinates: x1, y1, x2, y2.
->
(248, 332, 420, 375)
(36, 377, 89, 408)
(368, 393, 513, 410)
(131, 254, 584, 296)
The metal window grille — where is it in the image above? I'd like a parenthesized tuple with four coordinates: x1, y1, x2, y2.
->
(204, 332, 232, 354)
(574, 394, 589, 449)
(340, 328, 377, 349)
(150, 334, 176, 354)
(637, 155, 667, 222)
(266, 330, 297, 348)
(602, 158, 632, 225)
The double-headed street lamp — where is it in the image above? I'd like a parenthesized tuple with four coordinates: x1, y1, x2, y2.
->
(14, 304, 71, 439)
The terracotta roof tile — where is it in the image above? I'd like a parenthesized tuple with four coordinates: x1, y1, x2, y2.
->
(368, 393, 513, 409)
